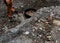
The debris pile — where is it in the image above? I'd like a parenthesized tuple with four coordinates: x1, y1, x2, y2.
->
(0, 6, 60, 43)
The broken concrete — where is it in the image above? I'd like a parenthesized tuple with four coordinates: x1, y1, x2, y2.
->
(0, 6, 60, 43)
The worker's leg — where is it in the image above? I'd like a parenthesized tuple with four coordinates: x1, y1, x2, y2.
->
(5, 0, 14, 17)
(7, 6, 12, 17)
(5, 0, 12, 5)
(4, 0, 12, 17)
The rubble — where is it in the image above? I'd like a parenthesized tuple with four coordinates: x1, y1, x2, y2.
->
(0, 1, 60, 42)
(53, 19, 60, 26)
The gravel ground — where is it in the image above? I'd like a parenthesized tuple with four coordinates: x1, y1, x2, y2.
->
(0, 6, 60, 43)
(0, 0, 60, 43)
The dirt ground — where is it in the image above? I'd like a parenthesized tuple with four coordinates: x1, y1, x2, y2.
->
(0, 0, 60, 43)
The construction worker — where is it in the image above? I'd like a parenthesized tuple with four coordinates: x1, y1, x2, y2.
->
(4, 0, 16, 21)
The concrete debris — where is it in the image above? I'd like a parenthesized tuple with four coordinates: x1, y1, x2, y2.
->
(23, 31, 30, 35)
(0, 4, 60, 43)
(53, 19, 60, 26)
